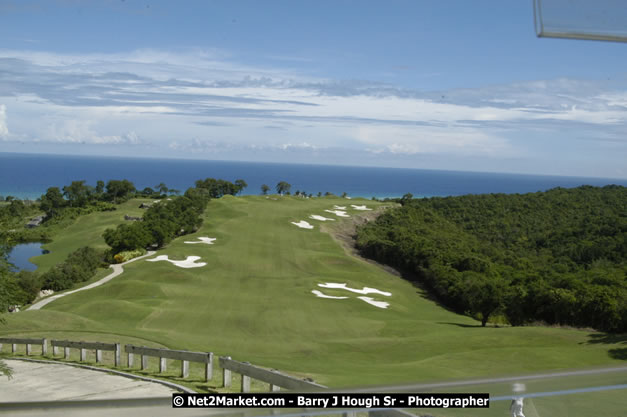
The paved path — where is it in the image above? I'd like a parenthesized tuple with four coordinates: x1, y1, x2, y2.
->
(27, 252, 156, 311)
(0, 359, 176, 401)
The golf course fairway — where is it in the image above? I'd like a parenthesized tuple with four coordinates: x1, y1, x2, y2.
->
(1, 196, 624, 391)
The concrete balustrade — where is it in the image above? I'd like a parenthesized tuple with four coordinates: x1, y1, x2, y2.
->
(219, 356, 326, 392)
(51, 340, 121, 367)
(0, 337, 47, 356)
(124, 344, 213, 381)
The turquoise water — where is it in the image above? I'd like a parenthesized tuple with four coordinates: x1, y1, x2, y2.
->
(1, 152, 625, 201)
(7, 242, 47, 272)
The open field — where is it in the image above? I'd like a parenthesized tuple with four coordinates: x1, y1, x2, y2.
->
(2, 196, 625, 396)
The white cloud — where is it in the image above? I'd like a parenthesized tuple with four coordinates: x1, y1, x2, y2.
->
(278, 142, 320, 150)
(355, 125, 512, 156)
(0, 104, 7, 138)
(1, 48, 626, 177)
(45, 119, 142, 145)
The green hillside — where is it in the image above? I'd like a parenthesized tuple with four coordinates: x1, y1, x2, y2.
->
(1, 195, 624, 391)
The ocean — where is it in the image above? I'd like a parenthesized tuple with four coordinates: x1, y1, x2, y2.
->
(1, 152, 625, 200)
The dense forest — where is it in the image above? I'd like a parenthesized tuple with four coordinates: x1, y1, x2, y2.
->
(357, 186, 626, 332)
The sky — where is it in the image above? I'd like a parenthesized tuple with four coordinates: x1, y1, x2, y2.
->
(0, 0, 626, 179)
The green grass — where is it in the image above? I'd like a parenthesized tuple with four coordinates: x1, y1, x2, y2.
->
(30, 199, 152, 271)
(2, 196, 625, 399)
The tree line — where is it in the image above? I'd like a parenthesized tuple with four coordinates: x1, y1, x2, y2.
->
(356, 185, 626, 332)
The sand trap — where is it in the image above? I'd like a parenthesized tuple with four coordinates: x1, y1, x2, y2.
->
(147, 255, 206, 268)
(291, 220, 314, 229)
(324, 209, 350, 217)
(357, 296, 389, 309)
(351, 205, 372, 211)
(309, 214, 335, 221)
(184, 236, 217, 245)
(311, 290, 348, 299)
(333, 205, 347, 210)
(318, 283, 392, 296)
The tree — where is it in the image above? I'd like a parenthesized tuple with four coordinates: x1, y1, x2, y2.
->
(155, 183, 169, 195)
(62, 180, 91, 207)
(40, 187, 66, 218)
(400, 193, 413, 205)
(195, 178, 239, 198)
(458, 272, 505, 327)
(0, 245, 13, 379)
(234, 179, 248, 195)
(276, 181, 291, 195)
(141, 187, 155, 196)
(105, 180, 136, 203)
(103, 223, 152, 253)
(95, 180, 105, 196)
(261, 184, 270, 195)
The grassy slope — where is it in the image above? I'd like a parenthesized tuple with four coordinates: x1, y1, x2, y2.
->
(2, 196, 624, 391)
(30, 199, 151, 271)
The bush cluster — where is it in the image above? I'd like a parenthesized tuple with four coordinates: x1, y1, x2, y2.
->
(40, 247, 106, 291)
(103, 185, 211, 255)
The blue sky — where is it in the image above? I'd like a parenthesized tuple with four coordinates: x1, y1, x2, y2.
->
(1, 0, 626, 178)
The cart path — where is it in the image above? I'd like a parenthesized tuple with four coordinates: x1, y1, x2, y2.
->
(27, 252, 156, 311)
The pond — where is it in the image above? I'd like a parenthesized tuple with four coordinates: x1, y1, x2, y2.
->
(7, 242, 48, 272)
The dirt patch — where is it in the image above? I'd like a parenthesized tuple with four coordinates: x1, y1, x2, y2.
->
(320, 204, 402, 277)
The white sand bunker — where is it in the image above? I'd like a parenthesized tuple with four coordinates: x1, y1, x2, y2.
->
(324, 209, 350, 217)
(311, 290, 348, 299)
(291, 220, 314, 229)
(184, 237, 217, 245)
(147, 255, 206, 268)
(357, 296, 389, 309)
(318, 283, 392, 297)
(309, 214, 335, 222)
(333, 205, 347, 210)
(351, 205, 372, 211)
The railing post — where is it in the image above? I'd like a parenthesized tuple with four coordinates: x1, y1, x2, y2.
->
(53, 345, 59, 356)
(96, 349, 102, 363)
(181, 360, 189, 378)
(26, 343, 32, 355)
(128, 352, 134, 368)
(241, 374, 251, 393)
(42, 338, 48, 356)
(159, 357, 167, 373)
(141, 355, 148, 370)
(270, 384, 280, 392)
(64, 346, 70, 359)
(114, 343, 121, 367)
(80, 348, 86, 362)
(223, 356, 232, 388)
(0, 342, 3, 352)
(204, 352, 213, 382)
(12, 343, 17, 353)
